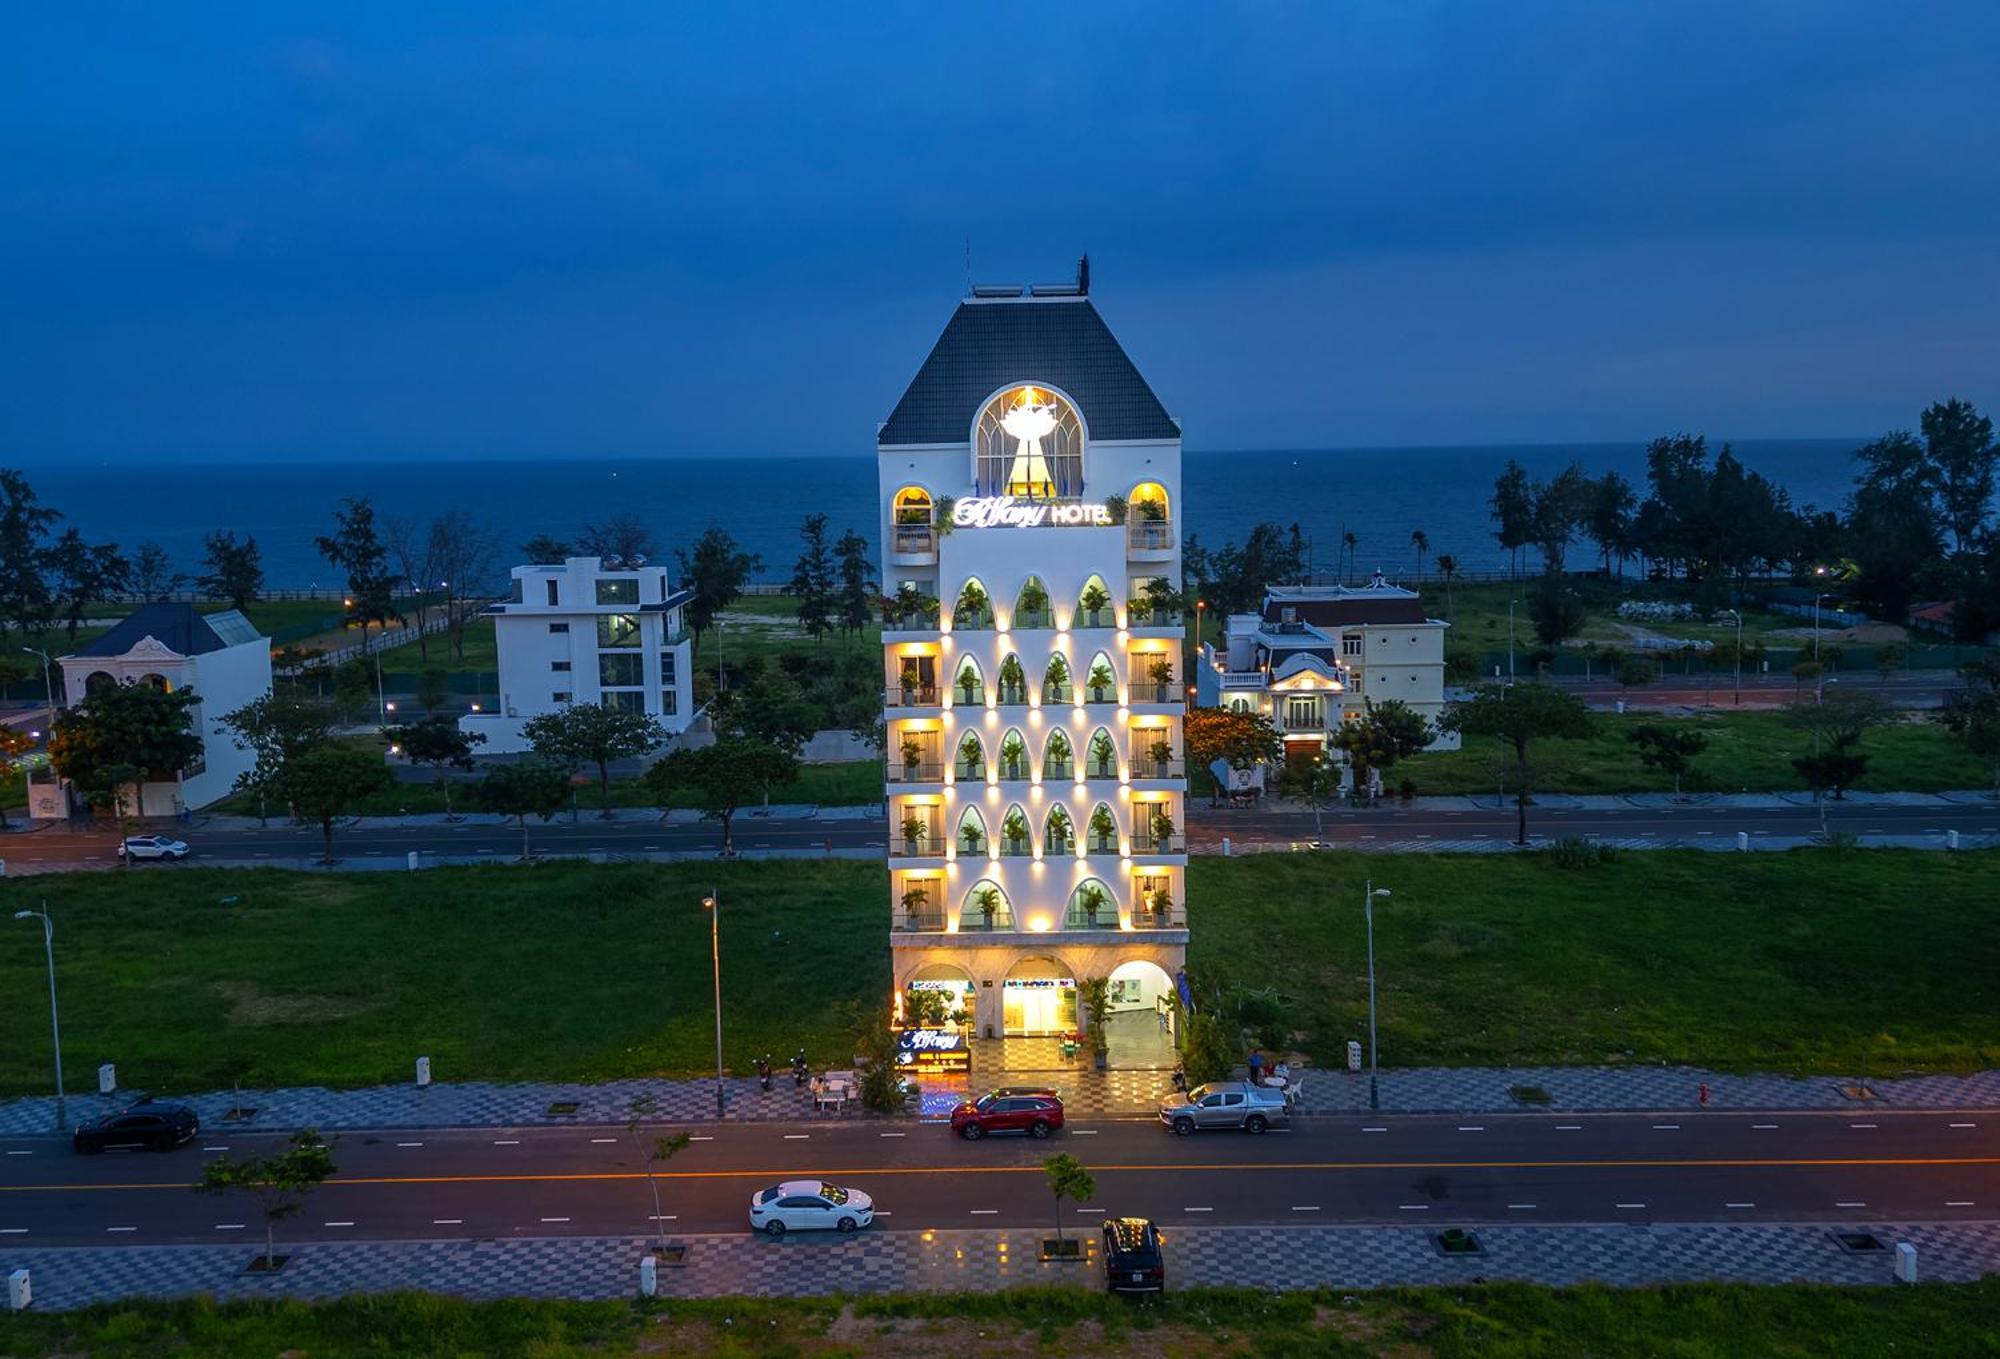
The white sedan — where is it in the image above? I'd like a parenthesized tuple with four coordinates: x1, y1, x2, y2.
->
(748, 1180, 874, 1236)
(119, 835, 190, 861)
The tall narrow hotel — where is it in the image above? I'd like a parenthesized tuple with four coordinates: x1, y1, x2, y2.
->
(877, 275, 1188, 1062)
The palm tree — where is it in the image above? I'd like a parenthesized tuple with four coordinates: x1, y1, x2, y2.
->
(1435, 553, 1459, 620)
(1342, 530, 1359, 582)
(1410, 529, 1429, 583)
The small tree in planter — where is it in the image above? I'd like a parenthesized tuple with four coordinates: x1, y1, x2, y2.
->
(1135, 498, 1167, 524)
(900, 882, 932, 925)
(1087, 659, 1116, 702)
(1148, 738, 1174, 774)
(1043, 729, 1072, 778)
(1000, 731, 1027, 779)
(197, 1129, 337, 1273)
(1089, 731, 1117, 778)
(957, 732, 985, 780)
(971, 883, 1002, 929)
(1001, 808, 1030, 855)
(1016, 578, 1050, 628)
(1046, 805, 1073, 855)
(1141, 577, 1184, 622)
(1078, 976, 1112, 1070)
(1147, 656, 1174, 698)
(899, 736, 925, 779)
(1043, 653, 1072, 702)
(1088, 803, 1118, 852)
(1041, 1153, 1096, 1260)
(959, 817, 985, 855)
(998, 654, 1028, 704)
(1075, 881, 1109, 927)
(1149, 807, 1177, 850)
(954, 581, 990, 630)
(1148, 886, 1174, 924)
(625, 1096, 693, 1261)
(1078, 581, 1112, 627)
(1101, 494, 1128, 526)
(900, 814, 929, 856)
(956, 661, 983, 706)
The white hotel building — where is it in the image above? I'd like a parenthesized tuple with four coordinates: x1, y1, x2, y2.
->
(876, 285, 1188, 1058)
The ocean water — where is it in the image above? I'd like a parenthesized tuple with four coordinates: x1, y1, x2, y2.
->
(25, 439, 1865, 589)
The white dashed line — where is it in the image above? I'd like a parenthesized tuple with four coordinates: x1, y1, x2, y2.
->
(493, 1139, 520, 1145)
(1362, 1126, 1388, 1133)
(1726, 1202, 1755, 1209)
(648, 1215, 676, 1221)
(0, 1228, 27, 1235)
(1075, 1208, 1104, 1215)
(1506, 1204, 1536, 1210)
(783, 1134, 809, 1140)
(1949, 1122, 1976, 1129)
(1751, 1124, 1778, 1130)
(203, 1145, 229, 1152)
(1555, 1125, 1581, 1131)
(879, 1132, 905, 1138)
(1071, 1129, 1098, 1135)
(1616, 1203, 1646, 1209)
(590, 1137, 617, 1144)
(324, 1221, 354, 1227)
(1290, 1206, 1321, 1212)
(969, 1209, 998, 1215)
(540, 1217, 570, 1223)
(397, 1142, 424, 1148)
(1398, 1204, 1429, 1211)
(214, 1223, 245, 1230)
(1652, 1124, 1679, 1130)
(4, 1151, 30, 1157)
(106, 1226, 137, 1233)
(433, 1218, 463, 1225)
(689, 1136, 714, 1142)
(1850, 1123, 1877, 1129)
(1457, 1125, 1484, 1132)
(1947, 1201, 1974, 1207)
(1836, 1201, 1866, 1208)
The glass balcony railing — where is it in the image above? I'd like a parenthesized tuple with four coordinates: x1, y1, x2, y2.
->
(1128, 521, 1175, 552)
(1130, 907, 1185, 931)
(1132, 681, 1183, 703)
(888, 760, 944, 784)
(894, 911, 949, 933)
(1131, 758, 1185, 779)
(1131, 830, 1185, 854)
(886, 684, 940, 708)
(892, 526, 937, 556)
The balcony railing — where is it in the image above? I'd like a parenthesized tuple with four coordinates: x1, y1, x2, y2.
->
(1132, 681, 1183, 703)
(1043, 761, 1074, 780)
(890, 830, 941, 859)
(1042, 683, 1073, 704)
(1087, 762, 1119, 780)
(1060, 910, 1122, 931)
(950, 683, 985, 706)
(884, 614, 941, 634)
(1013, 609, 1052, 629)
(1131, 758, 1185, 779)
(1075, 609, 1115, 630)
(1131, 830, 1186, 854)
(1126, 608, 1183, 628)
(1082, 685, 1118, 705)
(1128, 521, 1176, 552)
(894, 911, 949, 933)
(886, 684, 940, 708)
(888, 760, 944, 784)
(1129, 907, 1185, 931)
(955, 760, 986, 781)
(1086, 834, 1119, 854)
(996, 684, 1029, 705)
(892, 526, 937, 555)
(957, 911, 1018, 932)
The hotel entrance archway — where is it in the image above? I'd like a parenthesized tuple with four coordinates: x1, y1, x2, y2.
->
(1101, 959, 1177, 1070)
(1001, 956, 1076, 1036)
(902, 963, 974, 1031)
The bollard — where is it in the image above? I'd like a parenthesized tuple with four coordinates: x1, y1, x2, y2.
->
(98, 1063, 116, 1095)
(1615, 699, 1626, 715)
(638, 1254, 658, 1297)
(408, 851, 420, 871)
(1736, 831, 1749, 852)
(7, 1268, 29, 1312)
(1346, 1040, 1362, 1072)
(1894, 1241, 1917, 1283)
(1222, 835, 1231, 857)
(1947, 829, 1960, 852)
(416, 1056, 432, 1087)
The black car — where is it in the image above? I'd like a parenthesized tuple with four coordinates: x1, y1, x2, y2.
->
(1101, 1216, 1165, 1293)
(72, 1103, 200, 1154)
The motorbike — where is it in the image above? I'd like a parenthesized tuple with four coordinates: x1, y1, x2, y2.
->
(756, 1054, 773, 1092)
(1171, 1063, 1188, 1093)
(791, 1050, 809, 1088)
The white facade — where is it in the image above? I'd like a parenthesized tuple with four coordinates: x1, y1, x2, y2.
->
(37, 606, 272, 819)
(1198, 578, 1457, 755)
(461, 556, 695, 754)
(877, 292, 1189, 1047)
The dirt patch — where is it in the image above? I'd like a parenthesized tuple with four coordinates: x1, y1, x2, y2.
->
(212, 981, 375, 1025)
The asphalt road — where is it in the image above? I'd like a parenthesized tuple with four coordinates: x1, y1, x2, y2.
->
(3, 1112, 1994, 1246)
(5, 797, 1997, 873)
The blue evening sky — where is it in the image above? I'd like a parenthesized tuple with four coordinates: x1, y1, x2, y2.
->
(3, 3, 1995, 463)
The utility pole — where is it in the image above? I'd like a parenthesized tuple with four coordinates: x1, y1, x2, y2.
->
(1364, 882, 1391, 1111)
(703, 890, 724, 1117)
(15, 906, 65, 1131)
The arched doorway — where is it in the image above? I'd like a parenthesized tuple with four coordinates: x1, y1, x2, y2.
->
(1002, 956, 1076, 1036)
(1102, 959, 1177, 1070)
(903, 962, 974, 1031)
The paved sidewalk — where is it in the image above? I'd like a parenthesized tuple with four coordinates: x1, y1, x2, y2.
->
(7, 1063, 1996, 1136)
(5, 1220, 1995, 1308)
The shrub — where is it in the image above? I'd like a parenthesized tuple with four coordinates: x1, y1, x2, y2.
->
(1543, 836, 1618, 869)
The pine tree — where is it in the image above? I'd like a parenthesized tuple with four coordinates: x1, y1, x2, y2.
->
(789, 513, 835, 649)
(834, 529, 875, 641)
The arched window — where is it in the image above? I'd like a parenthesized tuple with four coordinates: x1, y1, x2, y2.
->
(1129, 481, 1170, 523)
(997, 728, 1029, 781)
(137, 672, 171, 692)
(976, 385, 1083, 499)
(952, 656, 984, 706)
(1076, 574, 1113, 629)
(1083, 651, 1117, 703)
(962, 879, 1014, 931)
(1086, 801, 1119, 853)
(996, 653, 1028, 705)
(893, 486, 934, 526)
(1044, 803, 1075, 856)
(953, 578, 992, 630)
(1042, 652, 1073, 704)
(1085, 727, 1118, 779)
(1012, 576, 1052, 629)
(1066, 878, 1117, 928)
(1042, 729, 1074, 780)
(955, 805, 988, 856)
(954, 730, 986, 780)
(999, 803, 1032, 856)
(84, 670, 118, 696)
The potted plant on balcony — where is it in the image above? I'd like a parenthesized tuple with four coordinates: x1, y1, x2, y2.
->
(957, 734, 985, 781)
(899, 882, 931, 926)
(1102, 493, 1128, 525)
(1148, 887, 1174, 924)
(1075, 881, 1109, 927)
(998, 654, 1027, 704)
(1046, 806, 1072, 856)
(898, 663, 926, 705)
(900, 815, 929, 857)
(999, 732, 1026, 780)
(1149, 807, 1177, 851)
(1136, 498, 1167, 524)
(1078, 581, 1111, 628)
(972, 884, 1001, 929)
(1043, 730, 1072, 778)
(1043, 653, 1071, 702)
(1001, 808, 1030, 855)
(933, 496, 956, 536)
(956, 663, 981, 706)
(1086, 659, 1115, 703)
(960, 819, 985, 855)
(1142, 578, 1183, 623)
(1089, 731, 1117, 778)
(1148, 738, 1174, 774)
(1087, 803, 1118, 852)
(954, 581, 989, 629)
(899, 737, 924, 781)
(1016, 578, 1050, 628)
(1147, 656, 1174, 698)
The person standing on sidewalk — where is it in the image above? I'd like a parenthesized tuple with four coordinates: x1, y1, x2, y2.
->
(1248, 1048, 1266, 1086)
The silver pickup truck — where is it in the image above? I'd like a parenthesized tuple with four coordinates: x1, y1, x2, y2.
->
(1157, 1080, 1293, 1135)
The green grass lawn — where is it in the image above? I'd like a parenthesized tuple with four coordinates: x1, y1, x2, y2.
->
(1403, 709, 1991, 795)
(1, 1281, 1995, 1357)
(372, 614, 499, 676)
(3, 850, 1995, 1096)
(1428, 580, 1810, 655)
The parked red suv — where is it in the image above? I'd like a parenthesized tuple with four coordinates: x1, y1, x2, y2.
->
(950, 1090, 1065, 1140)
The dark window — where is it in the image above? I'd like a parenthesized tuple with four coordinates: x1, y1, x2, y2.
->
(549, 622, 569, 634)
(659, 651, 676, 683)
(545, 579, 559, 606)
(551, 660, 571, 673)
(553, 690, 572, 703)
(595, 577, 640, 606)
(599, 653, 644, 687)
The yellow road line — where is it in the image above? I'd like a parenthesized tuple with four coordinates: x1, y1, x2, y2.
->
(6, 1155, 1999, 1194)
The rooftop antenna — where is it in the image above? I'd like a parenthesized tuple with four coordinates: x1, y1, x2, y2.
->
(1076, 252, 1090, 295)
(964, 237, 974, 297)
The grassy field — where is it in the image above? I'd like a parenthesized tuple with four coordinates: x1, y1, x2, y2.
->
(0, 1281, 1994, 1357)
(3, 850, 1996, 1095)
(1405, 708, 1990, 795)
(1429, 580, 1825, 655)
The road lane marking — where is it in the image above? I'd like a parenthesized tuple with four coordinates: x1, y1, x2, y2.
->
(397, 1142, 424, 1148)
(540, 1217, 570, 1223)
(1075, 1208, 1104, 1214)
(433, 1218, 463, 1225)
(1652, 1124, 1679, 1130)
(1950, 1123, 1976, 1128)
(1290, 1205, 1320, 1212)
(1751, 1124, 1778, 1130)
(590, 1138, 618, 1144)
(0, 1228, 26, 1234)
(107, 1226, 136, 1232)
(215, 1223, 245, 1230)
(1726, 1202, 1754, 1209)
(1185, 1206, 1213, 1212)
(1947, 1201, 1974, 1207)
(1507, 1204, 1536, 1210)
(1850, 1124, 1877, 1129)
(1457, 1126, 1484, 1132)
(648, 1215, 676, 1221)
(970, 1209, 998, 1215)
(493, 1140, 521, 1146)
(1836, 1201, 1866, 1208)
(1362, 1127, 1387, 1133)
(783, 1134, 809, 1140)
(1555, 1125, 1581, 1131)
(1616, 1203, 1646, 1209)
(324, 1221, 354, 1227)
(4, 1151, 29, 1156)
(1071, 1129, 1098, 1135)
(1398, 1204, 1428, 1211)
(689, 1136, 714, 1142)
(879, 1132, 905, 1138)
(203, 1146, 229, 1152)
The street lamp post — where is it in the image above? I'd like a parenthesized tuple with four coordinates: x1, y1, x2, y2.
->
(1364, 881, 1391, 1111)
(1720, 609, 1743, 706)
(1506, 600, 1518, 685)
(15, 906, 65, 1131)
(1812, 593, 1835, 665)
(702, 890, 724, 1117)
(21, 646, 57, 716)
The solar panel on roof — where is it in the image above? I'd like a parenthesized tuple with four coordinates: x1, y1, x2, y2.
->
(202, 610, 263, 647)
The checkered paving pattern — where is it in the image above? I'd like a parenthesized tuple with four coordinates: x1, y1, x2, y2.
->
(5, 1221, 1997, 1309)
(1292, 1065, 2000, 1115)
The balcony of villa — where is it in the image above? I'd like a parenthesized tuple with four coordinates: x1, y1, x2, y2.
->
(1129, 828, 1187, 858)
(889, 524, 938, 567)
(1126, 519, 1177, 563)
(885, 757, 945, 789)
(884, 682, 941, 712)
(1128, 679, 1185, 708)
(1128, 756, 1185, 783)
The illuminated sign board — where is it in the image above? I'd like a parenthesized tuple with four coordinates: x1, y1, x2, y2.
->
(952, 496, 1112, 529)
(895, 1027, 970, 1073)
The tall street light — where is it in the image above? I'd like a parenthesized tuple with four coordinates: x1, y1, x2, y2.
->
(21, 646, 57, 716)
(1506, 601, 1518, 685)
(1812, 593, 1835, 665)
(15, 906, 65, 1131)
(701, 890, 724, 1117)
(1364, 881, 1391, 1111)
(1719, 609, 1743, 706)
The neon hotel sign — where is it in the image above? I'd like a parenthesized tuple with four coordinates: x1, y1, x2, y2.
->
(952, 496, 1112, 529)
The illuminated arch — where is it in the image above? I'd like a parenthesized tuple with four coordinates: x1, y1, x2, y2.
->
(998, 802, 1033, 856)
(974, 383, 1085, 499)
(1065, 877, 1118, 928)
(1042, 728, 1074, 780)
(84, 670, 118, 695)
(1043, 803, 1075, 856)
(996, 652, 1028, 705)
(962, 879, 1014, 931)
(1012, 575, 1052, 629)
(137, 672, 171, 692)
(996, 727, 1030, 781)
(954, 730, 986, 780)
(1083, 651, 1118, 703)
(1075, 573, 1114, 628)
(1041, 650, 1074, 704)
(1085, 800, 1120, 853)
(892, 485, 934, 525)
(951, 655, 985, 706)
(1085, 726, 1118, 779)
(1129, 481, 1170, 522)
(952, 577, 993, 630)
(954, 805, 989, 855)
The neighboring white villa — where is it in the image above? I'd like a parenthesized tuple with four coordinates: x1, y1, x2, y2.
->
(32, 603, 272, 819)
(1197, 575, 1457, 762)
(460, 556, 696, 754)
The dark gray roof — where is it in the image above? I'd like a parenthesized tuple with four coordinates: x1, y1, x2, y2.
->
(879, 298, 1178, 445)
(72, 603, 259, 658)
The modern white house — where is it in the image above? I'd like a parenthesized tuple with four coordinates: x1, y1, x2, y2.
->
(32, 603, 272, 819)
(460, 556, 696, 754)
(1197, 576, 1457, 763)
(876, 281, 1189, 1064)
